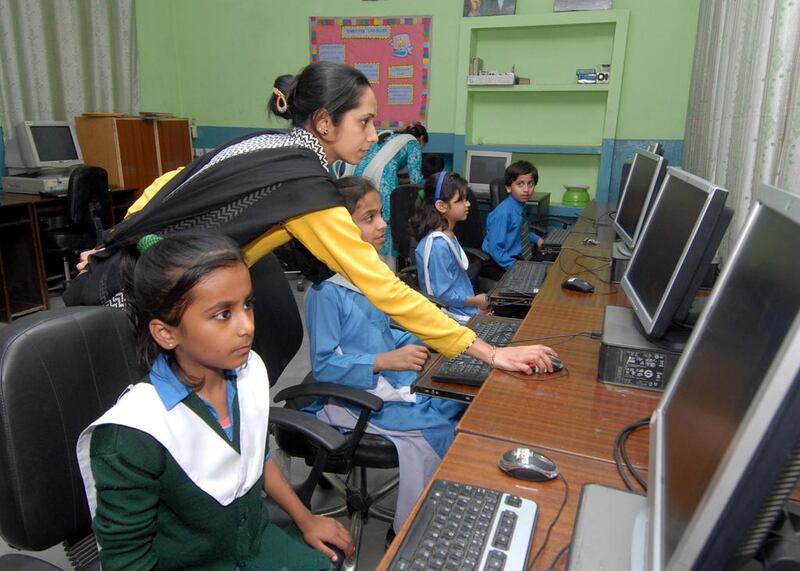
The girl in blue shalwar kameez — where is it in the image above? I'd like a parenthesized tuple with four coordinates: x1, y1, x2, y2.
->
(305, 176, 466, 534)
(411, 171, 492, 324)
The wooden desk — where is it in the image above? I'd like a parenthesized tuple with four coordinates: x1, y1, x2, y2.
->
(378, 433, 636, 571)
(0, 188, 136, 321)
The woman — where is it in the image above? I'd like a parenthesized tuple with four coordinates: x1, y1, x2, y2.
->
(355, 123, 428, 265)
(66, 61, 557, 374)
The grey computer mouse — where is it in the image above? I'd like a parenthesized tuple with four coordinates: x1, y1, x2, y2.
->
(530, 355, 564, 373)
(562, 277, 595, 293)
(498, 447, 559, 481)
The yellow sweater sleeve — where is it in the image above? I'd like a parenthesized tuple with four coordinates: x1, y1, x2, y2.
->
(124, 167, 185, 218)
(285, 208, 476, 357)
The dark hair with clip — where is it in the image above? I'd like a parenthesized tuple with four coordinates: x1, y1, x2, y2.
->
(409, 171, 470, 239)
(120, 232, 247, 378)
(268, 62, 371, 129)
(505, 160, 539, 186)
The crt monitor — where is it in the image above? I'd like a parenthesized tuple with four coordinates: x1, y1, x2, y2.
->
(569, 182, 800, 571)
(15, 121, 84, 169)
(647, 182, 800, 569)
(613, 148, 668, 254)
(621, 167, 732, 339)
(465, 150, 512, 194)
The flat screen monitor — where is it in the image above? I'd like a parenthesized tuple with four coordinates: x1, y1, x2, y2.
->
(622, 167, 732, 339)
(15, 121, 83, 169)
(613, 149, 667, 253)
(465, 150, 512, 194)
(647, 182, 800, 570)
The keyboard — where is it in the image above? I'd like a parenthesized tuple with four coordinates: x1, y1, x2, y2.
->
(543, 226, 571, 246)
(388, 479, 538, 571)
(432, 317, 520, 386)
(498, 261, 549, 296)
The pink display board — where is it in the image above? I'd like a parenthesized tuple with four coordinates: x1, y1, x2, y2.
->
(309, 16, 431, 129)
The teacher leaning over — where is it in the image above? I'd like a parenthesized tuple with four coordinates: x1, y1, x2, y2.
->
(65, 62, 558, 374)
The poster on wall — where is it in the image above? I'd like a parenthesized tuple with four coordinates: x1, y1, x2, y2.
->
(309, 16, 431, 129)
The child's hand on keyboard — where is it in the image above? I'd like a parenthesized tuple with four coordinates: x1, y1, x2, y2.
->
(374, 344, 430, 372)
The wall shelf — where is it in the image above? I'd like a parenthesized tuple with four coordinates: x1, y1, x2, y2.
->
(454, 9, 629, 204)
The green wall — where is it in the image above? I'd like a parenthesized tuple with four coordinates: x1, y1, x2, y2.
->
(135, 0, 700, 139)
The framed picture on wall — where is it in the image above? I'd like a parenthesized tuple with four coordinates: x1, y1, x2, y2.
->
(464, 0, 517, 17)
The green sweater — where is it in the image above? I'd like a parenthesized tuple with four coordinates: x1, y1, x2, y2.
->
(89, 392, 329, 571)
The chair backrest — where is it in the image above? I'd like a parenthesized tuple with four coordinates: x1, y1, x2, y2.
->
(390, 184, 423, 265)
(489, 177, 506, 210)
(454, 186, 485, 250)
(249, 253, 304, 386)
(0, 306, 145, 552)
(67, 166, 112, 241)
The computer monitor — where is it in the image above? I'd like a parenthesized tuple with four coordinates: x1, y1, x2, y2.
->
(647, 182, 800, 569)
(621, 167, 732, 339)
(613, 149, 667, 254)
(15, 121, 83, 170)
(464, 150, 512, 194)
(569, 183, 800, 571)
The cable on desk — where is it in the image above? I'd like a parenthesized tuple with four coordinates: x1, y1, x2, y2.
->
(529, 472, 570, 570)
(549, 542, 571, 570)
(613, 417, 650, 492)
(509, 331, 602, 345)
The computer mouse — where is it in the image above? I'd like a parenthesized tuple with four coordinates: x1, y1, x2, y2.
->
(498, 447, 559, 481)
(562, 277, 595, 293)
(529, 355, 564, 373)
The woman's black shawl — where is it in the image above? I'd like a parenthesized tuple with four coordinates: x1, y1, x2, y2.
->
(63, 131, 344, 307)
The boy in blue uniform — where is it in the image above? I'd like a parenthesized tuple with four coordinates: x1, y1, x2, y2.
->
(482, 160, 544, 276)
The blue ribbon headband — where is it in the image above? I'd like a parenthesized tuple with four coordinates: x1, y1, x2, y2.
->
(434, 170, 448, 202)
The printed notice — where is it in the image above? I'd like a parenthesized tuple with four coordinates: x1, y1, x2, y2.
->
(342, 25, 391, 39)
(318, 44, 346, 63)
(388, 65, 414, 79)
(355, 63, 380, 83)
(387, 84, 414, 105)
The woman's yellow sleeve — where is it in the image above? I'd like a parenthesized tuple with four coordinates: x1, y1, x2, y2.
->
(285, 208, 476, 357)
(124, 168, 184, 218)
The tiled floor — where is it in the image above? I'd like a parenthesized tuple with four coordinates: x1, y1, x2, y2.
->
(0, 281, 397, 569)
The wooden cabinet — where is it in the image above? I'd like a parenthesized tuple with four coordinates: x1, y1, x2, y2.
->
(75, 116, 192, 196)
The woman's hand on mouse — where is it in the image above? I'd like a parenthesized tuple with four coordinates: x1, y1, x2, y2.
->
(494, 345, 559, 374)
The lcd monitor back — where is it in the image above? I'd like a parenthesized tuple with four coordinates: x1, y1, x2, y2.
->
(613, 149, 667, 253)
(621, 167, 731, 339)
(465, 150, 512, 194)
(648, 182, 800, 569)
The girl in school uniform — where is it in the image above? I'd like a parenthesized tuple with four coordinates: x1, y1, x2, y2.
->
(304, 176, 466, 535)
(77, 233, 353, 571)
(411, 171, 492, 324)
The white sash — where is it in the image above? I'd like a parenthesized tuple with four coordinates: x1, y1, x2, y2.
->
(324, 275, 416, 403)
(77, 352, 270, 513)
(361, 134, 415, 190)
(421, 232, 470, 324)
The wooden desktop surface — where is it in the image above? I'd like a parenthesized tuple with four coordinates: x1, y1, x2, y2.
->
(377, 432, 638, 571)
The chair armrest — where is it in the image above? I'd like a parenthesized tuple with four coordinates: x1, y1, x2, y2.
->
(274, 382, 384, 412)
(464, 247, 491, 263)
(268, 407, 346, 452)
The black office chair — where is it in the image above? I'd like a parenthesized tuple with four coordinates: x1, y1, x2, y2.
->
(258, 251, 400, 571)
(40, 166, 112, 289)
(0, 306, 145, 570)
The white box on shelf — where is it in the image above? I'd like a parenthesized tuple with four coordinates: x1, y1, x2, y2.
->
(554, 0, 611, 11)
(467, 73, 516, 86)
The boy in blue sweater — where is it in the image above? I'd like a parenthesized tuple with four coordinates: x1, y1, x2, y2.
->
(482, 160, 544, 274)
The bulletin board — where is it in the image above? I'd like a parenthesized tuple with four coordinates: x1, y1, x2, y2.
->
(309, 16, 431, 129)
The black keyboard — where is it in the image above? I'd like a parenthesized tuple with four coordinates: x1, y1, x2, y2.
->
(543, 226, 571, 246)
(388, 480, 538, 571)
(431, 317, 520, 386)
(499, 261, 549, 296)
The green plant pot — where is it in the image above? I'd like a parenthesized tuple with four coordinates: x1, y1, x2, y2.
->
(562, 185, 590, 207)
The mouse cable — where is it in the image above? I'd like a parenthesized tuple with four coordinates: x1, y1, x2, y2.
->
(508, 331, 601, 345)
(529, 472, 570, 570)
(549, 541, 572, 570)
(613, 418, 650, 491)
